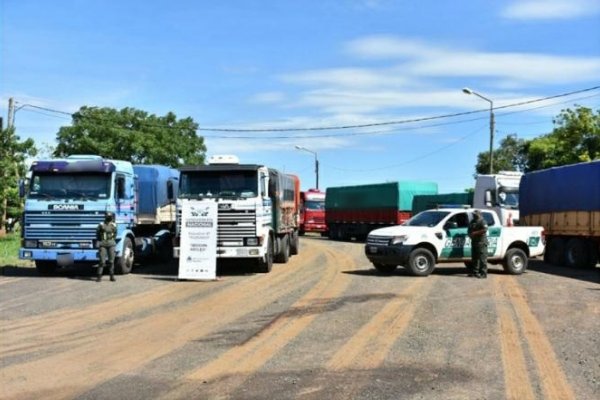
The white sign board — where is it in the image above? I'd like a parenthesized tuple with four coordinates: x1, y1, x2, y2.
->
(178, 199, 218, 280)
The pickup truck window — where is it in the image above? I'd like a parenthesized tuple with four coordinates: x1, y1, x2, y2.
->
(446, 212, 469, 228)
(482, 212, 496, 226)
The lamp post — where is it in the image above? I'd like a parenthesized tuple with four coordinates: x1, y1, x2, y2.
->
(295, 145, 319, 189)
(462, 87, 495, 174)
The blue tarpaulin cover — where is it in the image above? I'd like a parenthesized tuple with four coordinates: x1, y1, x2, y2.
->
(134, 165, 179, 216)
(519, 161, 600, 216)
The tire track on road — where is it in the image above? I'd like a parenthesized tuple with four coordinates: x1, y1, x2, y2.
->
(497, 275, 576, 400)
(161, 244, 360, 399)
(492, 276, 536, 400)
(0, 241, 326, 400)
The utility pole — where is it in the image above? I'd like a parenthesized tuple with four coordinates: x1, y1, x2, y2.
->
(7, 97, 15, 128)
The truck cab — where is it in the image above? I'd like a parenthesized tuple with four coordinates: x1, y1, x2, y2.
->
(473, 171, 522, 226)
(299, 189, 327, 236)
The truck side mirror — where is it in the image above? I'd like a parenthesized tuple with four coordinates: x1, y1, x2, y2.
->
(18, 179, 25, 198)
(484, 190, 493, 207)
(444, 221, 458, 230)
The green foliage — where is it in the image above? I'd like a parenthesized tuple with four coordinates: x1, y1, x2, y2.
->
(0, 126, 37, 232)
(0, 233, 31, 267)
(524, 106, 600, 171)
(474, 106, 600, 174)
(475, 135, 528, 174)
(53, 106, 206, 167)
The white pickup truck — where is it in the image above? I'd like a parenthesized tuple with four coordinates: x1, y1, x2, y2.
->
(365, 208, 545, 276)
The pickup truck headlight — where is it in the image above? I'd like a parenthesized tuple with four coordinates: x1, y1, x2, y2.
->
(389, 235, 408, 246)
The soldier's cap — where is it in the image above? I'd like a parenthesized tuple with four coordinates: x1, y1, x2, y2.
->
(105, 212, 114, 218)
(473, 209, 481, 215)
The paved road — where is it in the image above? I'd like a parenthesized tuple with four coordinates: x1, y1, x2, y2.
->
(1, 236, 598, 399)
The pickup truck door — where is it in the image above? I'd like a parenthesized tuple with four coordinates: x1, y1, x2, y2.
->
(440, 212, 470, 260)
(482, 211, 502, 257)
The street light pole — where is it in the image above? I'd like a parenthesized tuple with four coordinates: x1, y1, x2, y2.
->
(294, 145, 319, 189)
(462, 87, 495, 174)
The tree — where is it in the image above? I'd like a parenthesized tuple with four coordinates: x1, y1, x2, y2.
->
(53, 107, 206, 167)
(475, 135, 528, 174)
(0, 126, 37, 236)
(523, 106, 600, 171)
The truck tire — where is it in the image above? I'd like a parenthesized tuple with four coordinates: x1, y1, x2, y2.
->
(407, 248, 435, 276)
(544, 237, 565, 266)
(275, 234, 290, 263)
(374, 263, 397, 275)
(290, 231, 299, 255)
(256, 236, 273, 273)
(35, 260, 57, 275)
(565, 238, 589, 268)
(503, 248, 527, 275)
(299, 229, 305, 236)
(116, 237, 134, 275)
(586, 240, 598, 269)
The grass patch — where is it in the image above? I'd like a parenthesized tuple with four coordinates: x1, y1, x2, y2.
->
(0, 233, 33, 268)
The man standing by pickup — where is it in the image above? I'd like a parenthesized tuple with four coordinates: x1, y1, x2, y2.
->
(468, 210, 488, 279)
(96, 212, 117, 282)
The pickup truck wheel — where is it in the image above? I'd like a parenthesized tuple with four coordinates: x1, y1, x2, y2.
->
(544, 237, 565, 266)
(374, 263, 397, 275)
(407, 248, 435, 276)
(35, 260, 57, 275)
(503, 248, 527, 275)
(116, 238, 134, 275)
(290, 231, 299, 255)
(256, 236, 273, 273)
(566, 238, 589, 268)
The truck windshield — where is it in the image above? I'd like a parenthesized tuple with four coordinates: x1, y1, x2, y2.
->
(405, 210, 451, 227)
(498, 188, 519, 209)
(28, 172, 111, 199)
(305, 200, 324, 210)
(180, 171, 258, 199)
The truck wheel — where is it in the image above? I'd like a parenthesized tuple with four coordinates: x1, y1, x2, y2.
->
(374, 263, 397, 275)
(290, 231, 299, 255)
(275, 234, 290, 263)
(256, 236, 273, 273)
(299, 229, 305, 236)
(35, 260, 57, 275)
(407, 248, 435, 276)
(544, 237, 565, 266)
(585, 240, 598, 268)
(503, 248, 527, 274)
(565, 238, 589, 268)
(116, 238, 134, 275)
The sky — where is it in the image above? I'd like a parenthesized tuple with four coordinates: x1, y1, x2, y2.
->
(1, 0, 600, 193)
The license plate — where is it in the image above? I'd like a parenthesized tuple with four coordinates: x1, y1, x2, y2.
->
(369, 246, 378, 253)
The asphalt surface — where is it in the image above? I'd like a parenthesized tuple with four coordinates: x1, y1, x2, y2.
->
(1, 236, 599, 400)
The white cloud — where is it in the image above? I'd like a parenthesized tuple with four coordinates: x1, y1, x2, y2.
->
(250, 91, 287, 104)
(281, 68, 410, 88)
(502, 0, 600, 20)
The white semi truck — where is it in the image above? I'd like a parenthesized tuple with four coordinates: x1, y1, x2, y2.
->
(173, 155, 300, 273)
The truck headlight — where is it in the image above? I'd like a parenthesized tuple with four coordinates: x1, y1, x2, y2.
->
(245, 237, 259, 246)
(24, 240, 38, 248)
(389, 235, 408, 246)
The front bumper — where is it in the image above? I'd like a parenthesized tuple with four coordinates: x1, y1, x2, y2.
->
(19, 248, 99, 265)
(364, 244, 414, 265)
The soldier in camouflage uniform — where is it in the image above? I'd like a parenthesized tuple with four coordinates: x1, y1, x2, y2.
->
(468, 210, 488, 279)
(96, 212, 117, 282)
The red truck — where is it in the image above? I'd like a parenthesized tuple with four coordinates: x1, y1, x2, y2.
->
(299, 189, 327, 236)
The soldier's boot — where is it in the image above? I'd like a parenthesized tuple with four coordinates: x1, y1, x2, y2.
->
(110, 275, 116, 282)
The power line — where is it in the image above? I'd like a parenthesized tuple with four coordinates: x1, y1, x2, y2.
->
(12, 85, 600, 137)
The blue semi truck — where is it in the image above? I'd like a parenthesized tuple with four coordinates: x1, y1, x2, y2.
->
(19, 155, 179, 275)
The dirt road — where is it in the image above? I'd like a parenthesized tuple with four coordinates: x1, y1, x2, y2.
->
(1, 236, 598, 399)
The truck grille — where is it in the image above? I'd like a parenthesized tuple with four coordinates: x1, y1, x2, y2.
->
(177, 209, 257, 242)
(24, 211, 104, 240)
(366, 235, 390, 246)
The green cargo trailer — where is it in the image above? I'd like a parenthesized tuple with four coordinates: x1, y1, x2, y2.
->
(325, 181, 438, 241)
